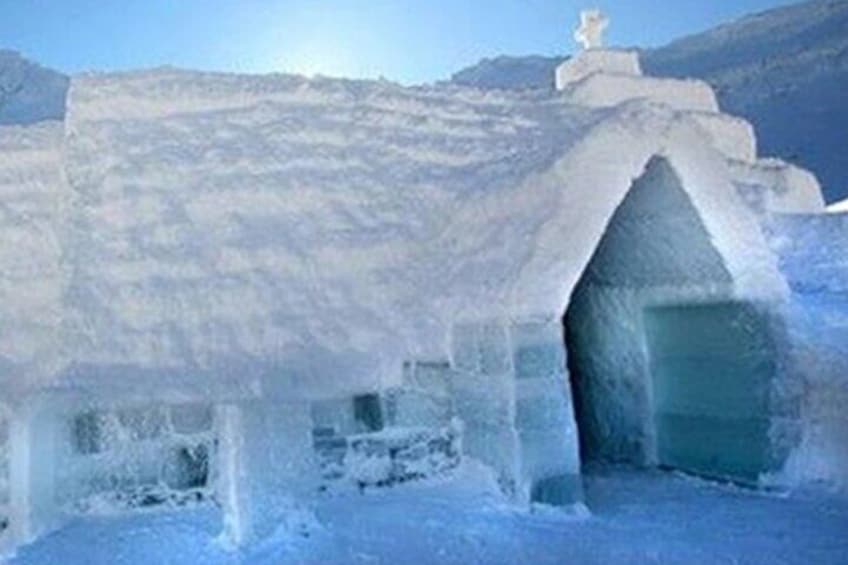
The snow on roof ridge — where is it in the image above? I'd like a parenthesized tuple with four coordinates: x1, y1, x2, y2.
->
(66, 66, 555, 122)
(828, 198, 848, 213)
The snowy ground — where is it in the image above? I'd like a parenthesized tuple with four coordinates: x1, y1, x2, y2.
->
(9, 465, 848, 565)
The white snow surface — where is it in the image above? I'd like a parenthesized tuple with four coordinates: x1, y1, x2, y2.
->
(0, 67, 776, 398)
(562, 73, 718, 113)
(555, 49, 641, 90)
(0, 122, 65, 392)
(7, 467, 848, 564)
(829, 198, 848, 213)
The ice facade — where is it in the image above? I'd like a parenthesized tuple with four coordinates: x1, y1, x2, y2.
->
(0, 47, 843, 554)
(563, 156, 801, 485)
(450, 320, 581, 504)
(766, 213, 848, 491)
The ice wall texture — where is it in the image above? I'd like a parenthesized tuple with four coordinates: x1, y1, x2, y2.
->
(218, 401, 314, 546)
(566, 158, 735, 464)
(451, 319, 581, 505)
(767, 213, 848, 491)
(566, 158, 800, 484)
(0, 66, 784, 399)
(60, 70, 606, 388)
(0, 123, 65, 391)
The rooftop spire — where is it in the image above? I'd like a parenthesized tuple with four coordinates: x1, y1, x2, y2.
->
(574, 9, 609, 50)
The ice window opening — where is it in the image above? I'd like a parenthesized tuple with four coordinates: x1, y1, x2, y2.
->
(311, 395, 387, 484)
(62, 402, 216, 513)
(311, 370, 462, 491)
(353, 394, 384, 434)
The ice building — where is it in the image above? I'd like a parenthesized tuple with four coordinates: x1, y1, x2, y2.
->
(0, 42, 846, 553)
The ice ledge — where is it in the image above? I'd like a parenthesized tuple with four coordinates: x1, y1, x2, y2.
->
(563, 72, 719, 113)
(555, 49, 719, 114)
(555, 49, 642, 90)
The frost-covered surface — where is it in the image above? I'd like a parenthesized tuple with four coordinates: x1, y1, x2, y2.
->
(9, 467, 848, 564)
(48, 67, 786, 397)
(767, 212, 848, 491)
(0, 122, 65, 392)
(566, 157, 734, 466)
(0, 51, 68, 126)
(564, 73, 718, 112)
(217, 400, 315, 546)
(450, 0, 848, 203)
(53, 402, 217, 515)
(768, 213, 848, 296)
(730, 158, 825, 215)
(59, 70, 596, 391)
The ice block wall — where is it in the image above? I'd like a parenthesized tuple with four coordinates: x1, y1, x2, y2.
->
(767, 213, 848, 491)
(451, 319, 582, 505)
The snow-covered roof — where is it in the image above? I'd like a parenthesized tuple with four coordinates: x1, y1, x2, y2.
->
(0, 121, 64, 394)
(0, 61, 821, 396)
(828, 198, 848, 213)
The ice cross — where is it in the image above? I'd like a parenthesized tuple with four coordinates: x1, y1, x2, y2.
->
(574, 9, 609, 50)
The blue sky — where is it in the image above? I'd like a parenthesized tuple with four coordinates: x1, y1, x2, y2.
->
(1, 0, 800, 83)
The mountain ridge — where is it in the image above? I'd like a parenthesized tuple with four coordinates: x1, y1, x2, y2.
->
(0, 49, 69, 126)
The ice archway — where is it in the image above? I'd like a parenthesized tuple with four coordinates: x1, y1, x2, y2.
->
(564, 157, 789, 483)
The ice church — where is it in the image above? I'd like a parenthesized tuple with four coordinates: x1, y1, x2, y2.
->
(1, 13, 847, 554)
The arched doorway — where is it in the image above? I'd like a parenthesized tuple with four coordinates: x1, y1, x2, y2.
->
(563, 157, 783, 484)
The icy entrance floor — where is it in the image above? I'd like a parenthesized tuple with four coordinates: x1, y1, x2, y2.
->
(9, 467, 848, 565)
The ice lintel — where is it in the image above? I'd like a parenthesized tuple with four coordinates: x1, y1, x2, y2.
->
(555, 49, 642, 91)
(564, 73, 719, 113)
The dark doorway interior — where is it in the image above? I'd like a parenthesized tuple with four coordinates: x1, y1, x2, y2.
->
(561, 157, 779, 483)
